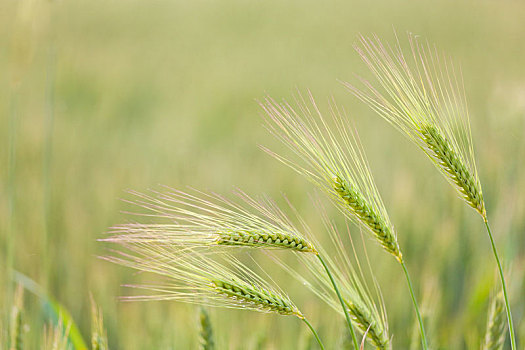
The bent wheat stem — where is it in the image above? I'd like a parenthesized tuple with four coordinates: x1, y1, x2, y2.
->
(484, 220, 515, 350)
(401, 261, 428, 350)
(302, 318, 325, 350)
(317, 254, 359, 350)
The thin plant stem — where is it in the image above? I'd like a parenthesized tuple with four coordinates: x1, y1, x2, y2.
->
(317, 254, 359, 350)
(484, 220, 516, 350)
(302, 318, 325, 350)
(401, 261, 428, 350)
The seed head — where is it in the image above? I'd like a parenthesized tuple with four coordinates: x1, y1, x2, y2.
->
(102, 242, 303, 318)
(261, 92, 401, 262)
(104, 188, 316, 254)
(272, 208, 390, 349)
(344, 33, 485, 218)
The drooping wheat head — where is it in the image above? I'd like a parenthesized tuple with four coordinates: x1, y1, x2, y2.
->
(104, 188, 316, 254)
(103, 242, 303, 318)
(483, 292, 507, 350)
(261, 93, 401, 263)
(344, 33, 485, 218)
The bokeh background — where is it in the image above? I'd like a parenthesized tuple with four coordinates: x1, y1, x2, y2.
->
(1, 0, 524, 348)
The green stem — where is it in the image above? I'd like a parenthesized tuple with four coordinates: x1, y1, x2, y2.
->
(317, 254, 359, 350)
(302, 318, 325, 350)
(484, 220, 516, 350)
(401, 261, 428, 350)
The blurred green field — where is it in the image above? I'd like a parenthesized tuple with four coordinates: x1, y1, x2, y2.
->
(1, 0, 525, 348)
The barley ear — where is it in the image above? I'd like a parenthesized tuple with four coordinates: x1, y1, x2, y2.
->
(199, 308, 215, 350)
(210, 278, 302, 317)
(346, 33, 486, 219)
(483, 292, 507, 350)
(333, 176, 401, 262)
(420, 124, 485, 217)
(107, 189, 316, 254)
(216, 229, 316, 253)
(261, 94, 401, 262)
(276, 216, 391, 349)
(345, 299, 389, 349)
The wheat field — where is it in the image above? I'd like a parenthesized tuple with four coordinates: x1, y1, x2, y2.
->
(1, 0, 525, 349)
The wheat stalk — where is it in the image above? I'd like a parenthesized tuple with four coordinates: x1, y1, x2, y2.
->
(211, 278, 299, 316)
(272, 207, 390, 349)
(345, 299, 388, 349)
(261, 93, 401, 263)
(333, 176, 399, 259)
(344, 33, 485, 218)
(346, 32, 515, 349)
(261, 92, 429, 348)
(483, 292, 507, 350)
(216, 229, 314, 252)
(104, 243, 302, 315)
(106, 187, 356, 347)
(420, 124, 484, 213)
(103, 242, 325, 348)
(104, 188, 316, 254)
